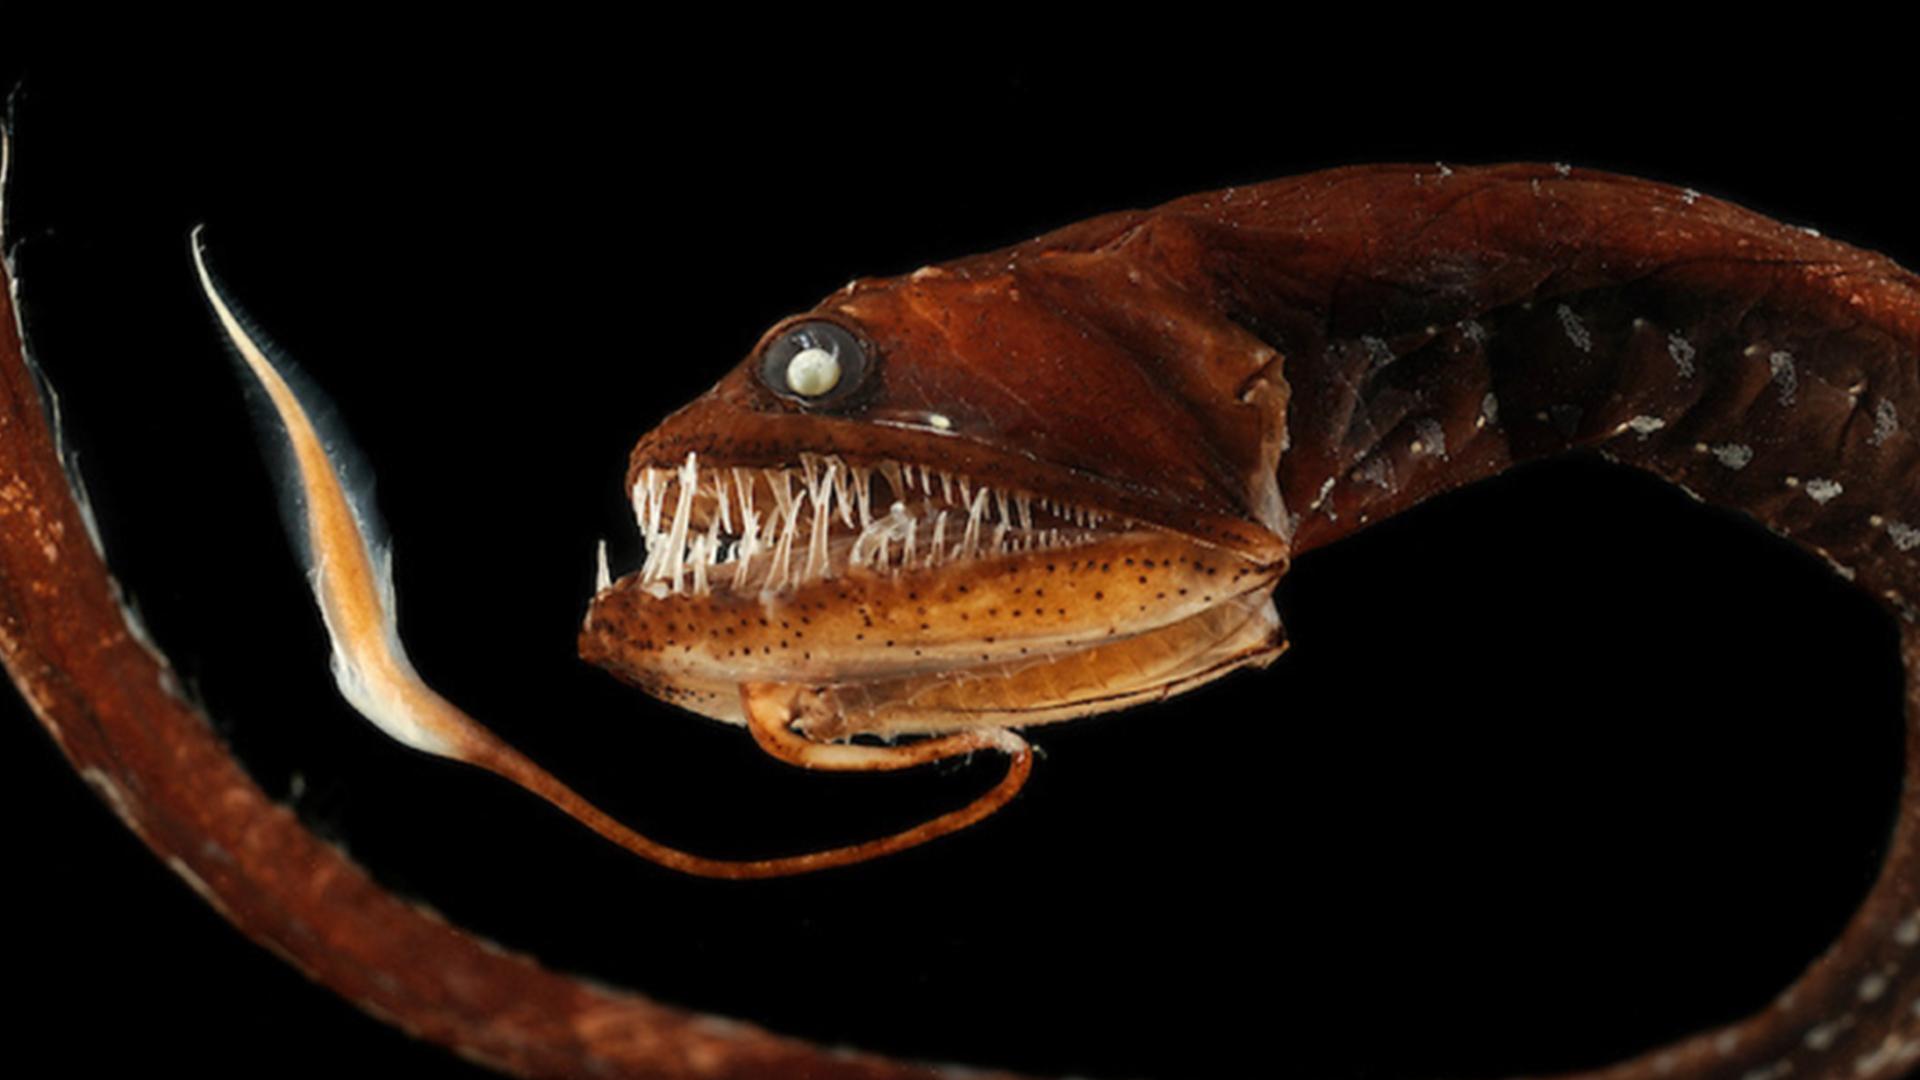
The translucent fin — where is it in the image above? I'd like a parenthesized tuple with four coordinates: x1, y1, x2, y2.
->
(190, 231, 445, 755)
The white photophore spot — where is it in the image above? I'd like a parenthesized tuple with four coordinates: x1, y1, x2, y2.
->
(1770, 350, 1798, 406)
(1352, 456, 1393, 489)
(1711, 443, 1754, 470)
(1667, 332, 1697, 378)
(1311, 476, 1337, 511)
(1804, 1015, 1853, 1050)
(1362, 335, 1394, 372)
(1479, 392, 1499, 429)
(785, 347, 841, 397)
(1895, 911, 1920, 946)
(1461, 318, 1489, 345)
(1411, 418, 1448, 459)
(1872, 398, 1899, 447)
(1804, 478, 1844, 504)
(1557, 303, 1593, 353)
(1887, 521, 1920, 552)
(1626, 415, 1667, 437)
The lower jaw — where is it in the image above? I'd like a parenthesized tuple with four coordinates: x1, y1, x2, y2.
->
(596, 588, 1284, 740)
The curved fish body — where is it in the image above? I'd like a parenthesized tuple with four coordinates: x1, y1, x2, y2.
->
(583, 164, 1920, 1078)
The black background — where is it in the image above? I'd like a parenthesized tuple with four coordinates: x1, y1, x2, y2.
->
(1, 19, 1914, 1080)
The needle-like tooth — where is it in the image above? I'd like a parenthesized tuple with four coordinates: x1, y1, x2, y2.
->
(929, 511, 948, 566)
(879, 460, 905, 505)
(992, 522, 1009, 553)
(595, 540, 611, 592)
(903, 515, 917, 566)
(769, 467, 794, 521)
(854, 465, 874, 527)
(993, 488, 1009, 526)
(732, 467, 757, 524)
(731, 468, 761, 587)
(766, 470, 800, 592)
(940, 471, 954, 503)
(689, 536, 710, 594)
(644, 468, 666, 538)
(705, 508, 724, 563)
(958, 475, 973, 508)
(664, 452, 698, 592)
(641, 534, 664, 581)
(805, 458, 836, 582)
(960, 487, 988, 557)
(1016, 492, 1032, 532)
(918, 464, 932, 493)
(712, 469, 732, 535)
(831, 456, 856, 529)
(901, 464, 916, 492)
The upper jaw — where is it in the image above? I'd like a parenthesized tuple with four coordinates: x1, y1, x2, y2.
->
(621, 449, 1150, 601)
(624, 397, 1292, 569)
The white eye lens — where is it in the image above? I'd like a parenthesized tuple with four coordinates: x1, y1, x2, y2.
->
(785, 346, 841, 397)
(760, 320, 868, 406)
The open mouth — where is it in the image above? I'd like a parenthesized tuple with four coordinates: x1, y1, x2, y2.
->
(625, 450, 1124, 598)
(585, 448, 1284, 737)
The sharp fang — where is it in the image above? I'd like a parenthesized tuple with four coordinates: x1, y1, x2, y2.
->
(929, 510, 948, 566)
(832, 457, 856, 529)
(805, 458, 837, 582)
(960, 487, 989, 557)
(712, 468, 732, 535)
(664, 452, 698, 592)
(689, 535, 710, 594)
(854, 465, 874, 527)
(704, 506, 724, 564)
(732, 467, 760, 588)
(766, 469, 800, 593)
(880, 460, 906, 504)
(595, 540, 611, 592)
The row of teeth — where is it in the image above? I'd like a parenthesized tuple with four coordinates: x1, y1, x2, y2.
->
(625, 452, 1116, 597)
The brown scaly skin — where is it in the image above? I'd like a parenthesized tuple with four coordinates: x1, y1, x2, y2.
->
(592, 164, 1920, 1078)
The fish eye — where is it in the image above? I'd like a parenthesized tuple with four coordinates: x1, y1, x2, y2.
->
(759, 320, 870, 407)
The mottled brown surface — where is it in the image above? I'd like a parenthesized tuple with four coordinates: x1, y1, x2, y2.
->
(0, 164, 1020, 1078)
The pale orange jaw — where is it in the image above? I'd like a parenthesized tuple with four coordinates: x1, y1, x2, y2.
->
(581, 448, 1286, 738)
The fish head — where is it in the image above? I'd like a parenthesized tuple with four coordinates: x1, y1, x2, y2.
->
(581, 217, 1294, 739)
